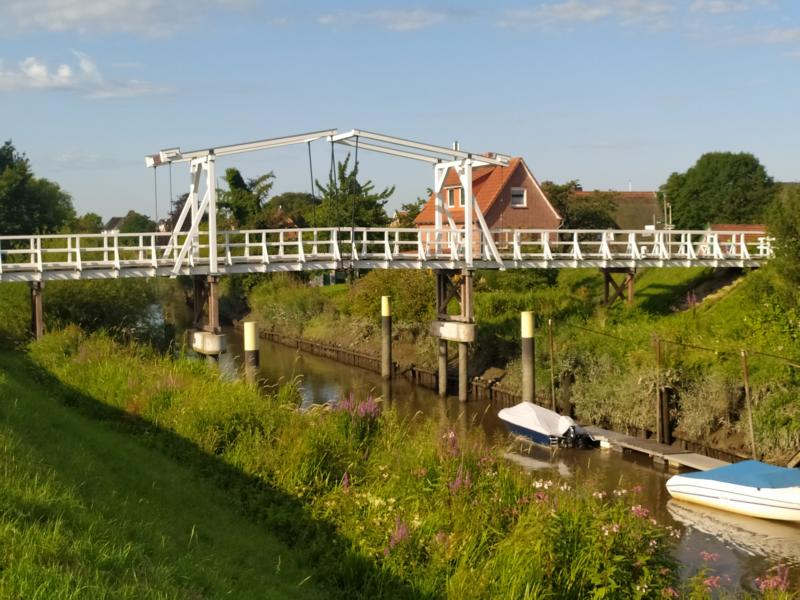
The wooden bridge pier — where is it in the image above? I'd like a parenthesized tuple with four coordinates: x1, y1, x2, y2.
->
(192, 275, 221, 333)
(30, 281, 44, 340)
(602, 268, 635, 306)
(432, 269, 475, 402)
(191, 274, 225, 361)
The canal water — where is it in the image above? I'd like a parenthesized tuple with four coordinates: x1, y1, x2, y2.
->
(220, 329, 800, 592)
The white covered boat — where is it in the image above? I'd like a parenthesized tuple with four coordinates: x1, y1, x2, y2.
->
(498, 402, 598, 449)
(666, 460, 800, 522)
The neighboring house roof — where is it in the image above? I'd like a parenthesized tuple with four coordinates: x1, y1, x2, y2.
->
(710, 223, 766, 243)
(104, 216, 125, 231)
(573, 190, 660, 230)
(709, 223, 766, 231)
(414, 157, 556, 225)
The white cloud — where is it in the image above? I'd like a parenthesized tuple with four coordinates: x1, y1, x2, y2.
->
(689, 0, 748, 14)
(0, 52, 170, 98)
(758, 27, 800, 44)
(317, 8, 470, 31)
(500, 0, 673, 29)
(1, 0, 251, 36)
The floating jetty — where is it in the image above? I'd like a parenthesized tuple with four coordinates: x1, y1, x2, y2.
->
(584, 425, 729, 471)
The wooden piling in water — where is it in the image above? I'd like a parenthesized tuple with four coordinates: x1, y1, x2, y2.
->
(521, 311, 535, 404)
(244, 321, 259, 368)
(381, 296, 392, 380)
(438, 340, 448, 397)
(458, 342, 468, 403)
(30, 281, 44, 340)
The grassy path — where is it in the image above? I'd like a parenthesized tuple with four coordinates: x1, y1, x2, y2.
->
(0, 351, 324, 599)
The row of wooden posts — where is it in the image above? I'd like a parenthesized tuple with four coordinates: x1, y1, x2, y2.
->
(241, 296, 762, 460)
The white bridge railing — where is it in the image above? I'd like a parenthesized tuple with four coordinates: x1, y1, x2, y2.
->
(0, 227, 773, 282)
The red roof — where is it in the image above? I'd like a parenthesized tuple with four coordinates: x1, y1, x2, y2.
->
(414, 157, 523, 225)
(709, 224, 766, 231)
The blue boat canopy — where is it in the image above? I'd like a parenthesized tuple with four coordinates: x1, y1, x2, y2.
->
(682, 460, 800, 489)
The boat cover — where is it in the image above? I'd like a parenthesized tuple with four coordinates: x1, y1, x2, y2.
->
(680, 460, 800, 489)
(498, 402, 576, 437)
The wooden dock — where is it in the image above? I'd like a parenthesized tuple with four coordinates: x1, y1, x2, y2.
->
(584, 426, 729, 471)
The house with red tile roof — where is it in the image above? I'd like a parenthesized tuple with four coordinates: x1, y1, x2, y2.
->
(413, 156, 561, 231)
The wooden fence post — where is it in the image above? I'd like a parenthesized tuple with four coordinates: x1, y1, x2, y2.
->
(741, 350, 758, 460)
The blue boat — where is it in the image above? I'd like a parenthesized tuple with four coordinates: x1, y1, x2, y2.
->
(666, 460, 800, 522)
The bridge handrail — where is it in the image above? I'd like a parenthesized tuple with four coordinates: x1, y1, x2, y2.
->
(0, 226, 774, 282)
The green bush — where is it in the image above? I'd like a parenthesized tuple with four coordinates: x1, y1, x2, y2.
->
(349, 269, 435, 324)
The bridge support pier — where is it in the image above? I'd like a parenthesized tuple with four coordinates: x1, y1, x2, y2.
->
(191, 274, 226, 362)
(30, 281, 44, 340)
(431, 269, 474, 403)
(602, 268, 635, 306)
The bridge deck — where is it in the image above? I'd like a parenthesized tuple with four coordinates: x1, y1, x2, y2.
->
(0, 226, 771, 282)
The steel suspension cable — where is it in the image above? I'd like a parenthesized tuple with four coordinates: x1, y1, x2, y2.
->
(350, 135, 359, 260)
(307, 141, 317, 227)
(152, 166, 158, 230)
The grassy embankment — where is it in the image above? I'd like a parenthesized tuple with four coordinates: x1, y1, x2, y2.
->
(245, 266, 800, 463)
(0, 349, 324, 599)
(0, 327, 696, 598)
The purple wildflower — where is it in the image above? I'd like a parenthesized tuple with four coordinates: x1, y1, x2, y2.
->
(699, 551, 719, 563)
(389, 517, 410, 549)
(631, 504, 650, 518)
(756, 566, 790, 592)
(448, 464, 472, 495)
(357, 394, 381, 419)
(441, 429, 459, 457)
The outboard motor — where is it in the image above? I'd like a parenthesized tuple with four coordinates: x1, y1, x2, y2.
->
(561, 426, 599, 449)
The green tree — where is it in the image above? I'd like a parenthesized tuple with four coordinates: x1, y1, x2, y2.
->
(218, 167, 275, 227)
(394, 197, 427, 227)
(660, 152, 776, 229)
(0, 140, 75, 235)
(72, 212, 104, 233)
(315, 155, 393, 227)
(118, 210, 156, 233)
(250, 191, 318, 229)
(767, 184, 800, 286)
(540, 180, 618, 229)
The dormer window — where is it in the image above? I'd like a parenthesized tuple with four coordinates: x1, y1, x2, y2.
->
(446, 187, 466, 207)
(511, 187, 526, 208)
(459, 187, 467, 207)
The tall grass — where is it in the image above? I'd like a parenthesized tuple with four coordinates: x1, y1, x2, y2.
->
(20, 328, 690, 598)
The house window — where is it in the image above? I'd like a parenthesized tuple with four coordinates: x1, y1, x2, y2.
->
(459, 187, 467, 207)
(511, 187, 526, 208)
(447, 188, 456, 208)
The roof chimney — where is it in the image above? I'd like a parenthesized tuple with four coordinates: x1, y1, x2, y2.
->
(452, 141, 460, 151)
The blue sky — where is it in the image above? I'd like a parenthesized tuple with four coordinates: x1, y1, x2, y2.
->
(1, 0, 798, 221)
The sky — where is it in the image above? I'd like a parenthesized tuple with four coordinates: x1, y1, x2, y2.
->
(1, 0, 799, 222)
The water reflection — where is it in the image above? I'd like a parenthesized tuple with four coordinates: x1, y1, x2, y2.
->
(220, 329, 800, 590)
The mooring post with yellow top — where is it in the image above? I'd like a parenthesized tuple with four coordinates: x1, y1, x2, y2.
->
(521, 311, 535, 403)
(381, 296, 392, 380)
(244, 321, 259, 368)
